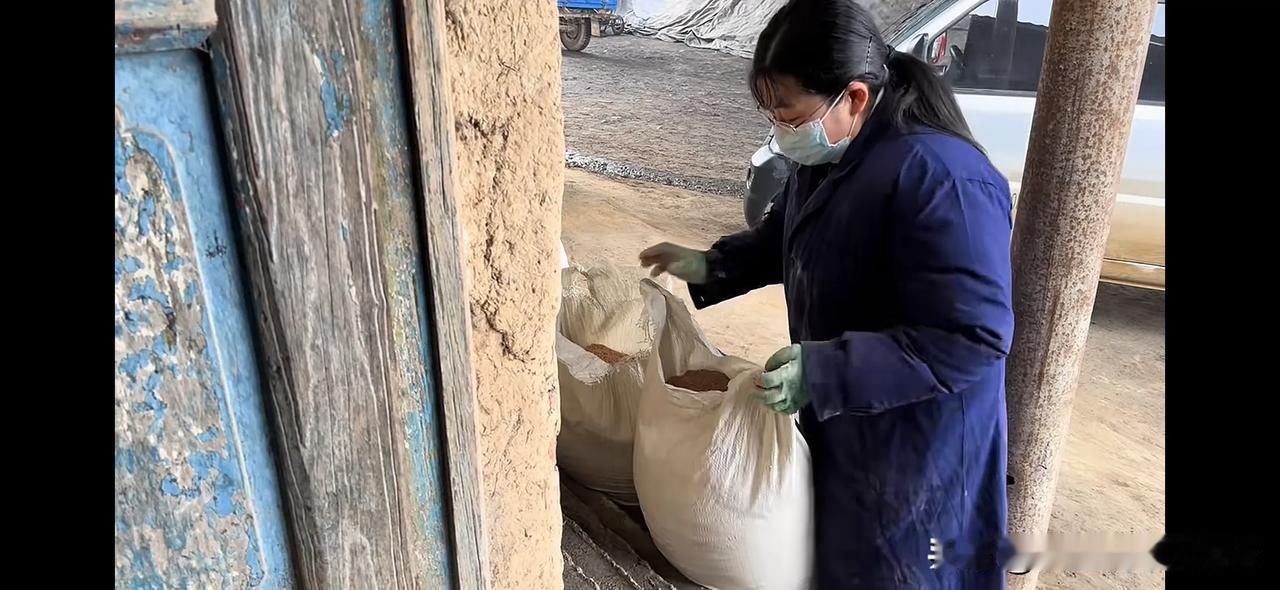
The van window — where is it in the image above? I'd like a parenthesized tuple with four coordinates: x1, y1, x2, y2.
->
(1140, 3, 1165, 104)
(937, 0, 1165, 104)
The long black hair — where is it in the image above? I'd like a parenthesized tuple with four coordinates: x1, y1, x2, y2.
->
(751, 0, 981, 150)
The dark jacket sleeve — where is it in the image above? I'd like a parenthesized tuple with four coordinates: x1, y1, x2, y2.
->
(688, 182, 788, 309)
(802, 156, 1014, 418)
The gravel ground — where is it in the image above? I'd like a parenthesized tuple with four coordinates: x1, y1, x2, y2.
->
(562, 34, 764, 190)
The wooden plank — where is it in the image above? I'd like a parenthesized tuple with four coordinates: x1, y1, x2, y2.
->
(560, 478, 700, 589)
(115, 0, 216, 53)
(561, 478, 702, 589)
(209, 0, 457, 587)
(398, 0, 490, 588)
(115, 50, 294, 588)
(561, 516, 673, 590)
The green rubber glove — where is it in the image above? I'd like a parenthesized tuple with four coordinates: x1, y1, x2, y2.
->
(754, 344, 808, 415)
(639, 242, 709, 284)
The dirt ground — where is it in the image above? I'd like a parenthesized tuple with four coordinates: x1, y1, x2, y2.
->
(561, 34, 1164, 589)
(560, 170, 1164, 589)
(562, 35, 763, 189)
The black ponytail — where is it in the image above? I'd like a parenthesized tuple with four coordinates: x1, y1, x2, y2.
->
(751, 0, 982, 151)
(883, 49, 981, 151)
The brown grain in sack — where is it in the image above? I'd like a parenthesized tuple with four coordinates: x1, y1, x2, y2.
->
(585, 343, 630, 365)
(665, 369, 730, 392)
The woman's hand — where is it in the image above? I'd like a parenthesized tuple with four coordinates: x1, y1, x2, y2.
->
(639, 242, 709, 284)
(753, 344, 809, 415)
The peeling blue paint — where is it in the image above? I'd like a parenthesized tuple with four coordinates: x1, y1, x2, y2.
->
(186, 450, 217, 481)
(164, 526, 188, 551)
(359, 0, 457, 583)
(164, 255, 188, 273)
(186, 425, 249, 518)
(340, 223, 349, 241)
(246, 530, 265, 586)
(331, 48, 347, 75)
(127, 546, 166, 590)
(116, 128, 134, 199)
(210, 474, 237, 516)
(152, 334, 172, 357)
(134, 128, 185, 205)
(118, 448, 139, 475)
(116, 50, 293, 587)
(138, 194, 157, 236)
(117, 256, 146, 285)
(143, 373, 163, 394)
(129, 277, 173, 313)
(123, 310, 148, 335)
(317, 51, 351, 138)
(406, 411, 427, 483)
(119, 350, 151, 381)
(160, 475, 182, 497)
(138, 386, 167, 430)
(407, 241, 454, 570)
(160, 470, 203, 502)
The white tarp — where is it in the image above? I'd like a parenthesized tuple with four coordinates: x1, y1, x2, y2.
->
(619, 0, 788, 58)
(618, 0, 926, 57)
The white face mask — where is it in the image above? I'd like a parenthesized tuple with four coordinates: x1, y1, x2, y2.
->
(771, 88, 884, 166)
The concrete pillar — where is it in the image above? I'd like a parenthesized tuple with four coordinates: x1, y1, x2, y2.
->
(1004, 1, 1158, 588)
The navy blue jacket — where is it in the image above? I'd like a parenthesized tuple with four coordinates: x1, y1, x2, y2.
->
(690, 113, 1015, 589)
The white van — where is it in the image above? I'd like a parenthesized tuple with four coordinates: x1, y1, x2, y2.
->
(745, 0, 1165, 289)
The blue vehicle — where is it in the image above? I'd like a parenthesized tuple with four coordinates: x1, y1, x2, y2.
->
(559, 0, 620, 52)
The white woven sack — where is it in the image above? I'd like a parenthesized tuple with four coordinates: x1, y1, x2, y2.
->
(555, 265, 657, 505)
(633, 279, 813, 590)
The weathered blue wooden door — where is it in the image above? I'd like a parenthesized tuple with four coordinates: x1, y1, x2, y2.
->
(116, 1, 488, 588)
(114, 7, 295, 588)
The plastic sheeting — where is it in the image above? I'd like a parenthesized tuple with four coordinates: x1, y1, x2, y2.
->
(618, 0, 928, 57)
(619, 0, 788, 58)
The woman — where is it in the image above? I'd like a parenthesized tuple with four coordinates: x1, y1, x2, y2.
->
(639, 1, 1014, 588)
